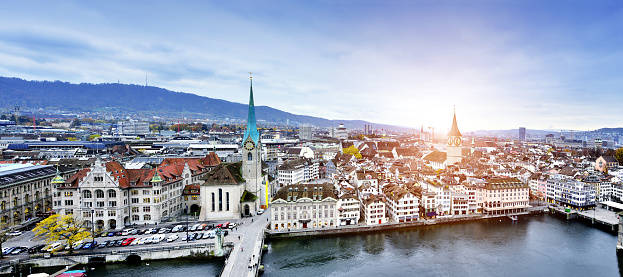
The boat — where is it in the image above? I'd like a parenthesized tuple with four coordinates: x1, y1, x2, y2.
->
(507, 215, 518, 221)
(57, 270, 87, 277)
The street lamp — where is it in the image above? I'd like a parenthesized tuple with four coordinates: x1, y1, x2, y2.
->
(186, 205, 189, 243)
(91, 209, 95, 247)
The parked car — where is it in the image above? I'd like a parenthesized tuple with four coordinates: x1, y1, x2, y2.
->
(257, 209, 265, 215)
(98, 241, 109, 248)
(152, 234, 166, 244)
(10, 246, 28, 255)
(28, 244, 46, 254)
(7, 231, 23, 236)
(195, 233, 204, 240)
(171, 225, 183, 232)
(166, 234, 179, 242)
(158, 228, 171, 234)
(121, 238, 136, 246)
(2, 247, 16, 255)
(121, 229, 134, 236)
(48, 243, 65, 252)
(113, 239, 124, 247)
(81, 241, 97, 250)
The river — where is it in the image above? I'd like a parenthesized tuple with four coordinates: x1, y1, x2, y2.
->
(57, 214, 619, 277)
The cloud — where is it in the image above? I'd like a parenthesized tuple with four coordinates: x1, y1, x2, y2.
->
(0, 1, 622, 131)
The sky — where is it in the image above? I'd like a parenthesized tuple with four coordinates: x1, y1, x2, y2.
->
(0, 0, 622, 132)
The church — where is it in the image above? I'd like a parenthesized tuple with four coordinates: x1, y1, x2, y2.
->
(199, 77, 269, 220)
(447, 109, 463, 165)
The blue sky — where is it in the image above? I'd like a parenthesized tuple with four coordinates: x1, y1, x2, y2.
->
(0, 1, 622, 132)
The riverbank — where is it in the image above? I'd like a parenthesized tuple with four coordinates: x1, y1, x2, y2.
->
(267, 212, 534, 239)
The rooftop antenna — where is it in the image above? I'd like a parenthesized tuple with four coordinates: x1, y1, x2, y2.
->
(145, 73, 148, 86)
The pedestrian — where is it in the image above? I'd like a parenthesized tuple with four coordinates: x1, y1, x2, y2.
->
(241, 247, 244, 252)
(251, 219, 253, 223)
(238, 236, 240, 240)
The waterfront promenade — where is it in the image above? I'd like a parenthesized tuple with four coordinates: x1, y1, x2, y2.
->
(221, 211, 269, 277)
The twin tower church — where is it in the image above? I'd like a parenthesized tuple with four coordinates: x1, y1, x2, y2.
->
(199, 77, 268, 220)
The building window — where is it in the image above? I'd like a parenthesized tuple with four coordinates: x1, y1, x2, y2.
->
(144, 214, 151, 221)
(83, 211, 90, 218)
(131, 198, 139, 204)
(132, 215, 139, 221)
(95, 190, 104, 198)
(248, 152, 253, 161)
(131, 190, 138, 195)
(83, 190, 92, 199)
(108, 201, 117, 207)
(97, 201, 105, 207)
(108, 211, 116, 217)
(143, 207, 151, 212)
(132, 207, 139, 213)
(64, 191, 73, 197)
(192, 195, 198, 200)
(143, 198, 151, 203)
(66, 209, 73, 215)
(211, 193, 215, 212)
(95, 211, 104, 217)
(108, 190, 116, 198)
(184, 196, 188, 201)
(219, 189, 222, 211)
(64, 200, 73, 206)
(143, 190, 150, 195)
(226, 192, 230, 211)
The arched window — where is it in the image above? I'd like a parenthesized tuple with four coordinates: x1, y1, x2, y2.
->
(83, 190, 92, 199)
(248, 152, 253, 161)
(44, 188, 49, 198)
(0, 201, 5, 210)
(108, 190, 116, 198)
(13, 197, 18, 206)
(35, 191, 40, 200)
(95, 190, 104, 198)
(24, 194, 30, 203)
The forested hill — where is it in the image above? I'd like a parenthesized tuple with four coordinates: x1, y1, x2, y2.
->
(0, 77, 401, 130)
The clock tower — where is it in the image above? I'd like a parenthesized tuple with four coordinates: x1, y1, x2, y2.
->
(447, 108, 463, 165)
(242, 76, 264, 206)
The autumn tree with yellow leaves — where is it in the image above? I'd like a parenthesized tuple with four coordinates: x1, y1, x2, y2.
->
(33, 214, 92, 254)
(343, 145, 362, 159)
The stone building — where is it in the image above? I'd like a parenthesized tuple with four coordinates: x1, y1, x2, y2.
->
(0, 164, 73, 228)
(270, 183, 338, 231)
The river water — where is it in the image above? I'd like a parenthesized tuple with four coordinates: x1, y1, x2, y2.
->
(62, 214, 619, 277)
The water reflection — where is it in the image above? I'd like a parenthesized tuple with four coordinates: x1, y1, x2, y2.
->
(264, 214, 619, 277)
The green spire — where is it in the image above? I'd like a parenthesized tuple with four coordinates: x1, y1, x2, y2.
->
(242, 76, 259, 144)
(51, 166, 64, 184)
(151, 168, 163, 183)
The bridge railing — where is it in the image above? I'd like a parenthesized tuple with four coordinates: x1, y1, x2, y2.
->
(23, 243, 216, 259)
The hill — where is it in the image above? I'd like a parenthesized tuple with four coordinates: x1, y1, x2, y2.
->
(0, 77, 405, 130)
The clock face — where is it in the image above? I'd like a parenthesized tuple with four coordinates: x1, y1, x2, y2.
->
(244, 140, 255, 151)
(454, 137, 462, 146)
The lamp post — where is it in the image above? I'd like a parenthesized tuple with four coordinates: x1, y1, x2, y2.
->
(186, 206, 189, 243)
(91, 209, 95, 247)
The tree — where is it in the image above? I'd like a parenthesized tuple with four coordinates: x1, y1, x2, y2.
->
(343, 145, 362, 159)
(70, 118, 80, 128)
(615, 148, 623, 166)
(88, 134, 101, 141)
(33, 214, 92, 254)
(0, 224, 9, 259)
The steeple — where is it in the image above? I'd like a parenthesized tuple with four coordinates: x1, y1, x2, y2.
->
(242, 75, 260, 144)
(448, 107, 462, 137)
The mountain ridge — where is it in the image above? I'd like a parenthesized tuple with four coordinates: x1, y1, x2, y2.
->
(0, 76, 407, 131)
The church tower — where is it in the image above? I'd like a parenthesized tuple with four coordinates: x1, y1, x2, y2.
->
(242, 76, 263, 206)
(447, 108, 463, 165)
